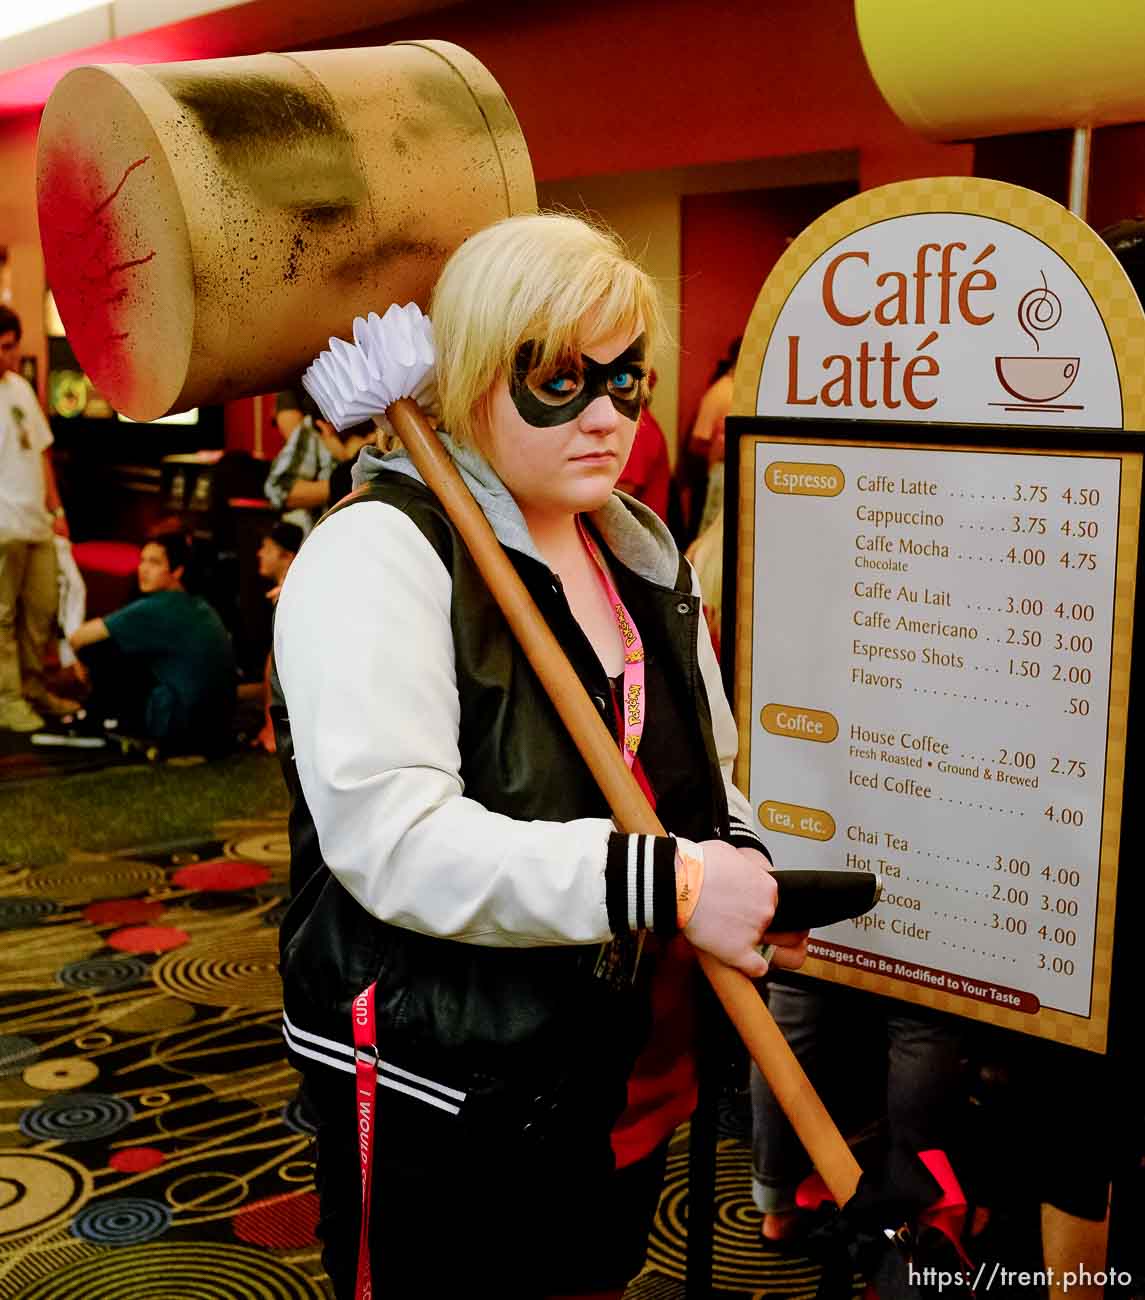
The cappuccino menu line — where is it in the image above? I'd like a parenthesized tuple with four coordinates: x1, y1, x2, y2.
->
(749, 442, 1122, 1019)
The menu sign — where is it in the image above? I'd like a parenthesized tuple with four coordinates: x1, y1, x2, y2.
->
(730, 179, 1145, 1050)
(735, 433, 1137, 1049)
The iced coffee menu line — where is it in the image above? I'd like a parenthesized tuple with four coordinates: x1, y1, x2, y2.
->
(749, 443, 1123, 1020)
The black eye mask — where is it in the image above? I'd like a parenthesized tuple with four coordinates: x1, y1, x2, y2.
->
(509, 335, 647, 428)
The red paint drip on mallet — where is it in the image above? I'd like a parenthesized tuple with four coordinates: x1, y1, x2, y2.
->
(38, 150, 155, 407)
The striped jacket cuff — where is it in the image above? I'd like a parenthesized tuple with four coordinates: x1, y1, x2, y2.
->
(605, 833, 679, 937)
(727, 815, 771, 861)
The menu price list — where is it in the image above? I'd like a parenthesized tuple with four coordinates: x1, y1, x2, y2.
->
(749, 442, 1122, 1019)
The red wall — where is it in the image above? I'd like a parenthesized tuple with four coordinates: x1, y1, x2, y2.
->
(224, 393, 282, 461)
(974, 130, 1072, 208)
(307, 0, 967, 184)
(1090, 123, 1145, 233)
(678, 182, 855, 437)
(970, 123, 1145, 243)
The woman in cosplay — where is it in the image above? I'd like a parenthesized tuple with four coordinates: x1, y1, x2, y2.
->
(272, 212, 807, 1298)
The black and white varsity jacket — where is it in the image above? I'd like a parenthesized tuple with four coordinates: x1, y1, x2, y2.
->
(271, 437, 768, 1130)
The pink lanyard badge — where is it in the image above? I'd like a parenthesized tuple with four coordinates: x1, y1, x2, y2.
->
(575, 516, 646, 768)
(352, 983, 378, 1300)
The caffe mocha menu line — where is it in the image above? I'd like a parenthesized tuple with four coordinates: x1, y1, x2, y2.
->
(749, 443, 1123, 1020)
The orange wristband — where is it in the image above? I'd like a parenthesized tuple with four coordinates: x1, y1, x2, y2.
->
(675, 840, 705, 929)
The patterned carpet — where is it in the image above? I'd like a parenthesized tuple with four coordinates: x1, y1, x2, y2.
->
(0, 820, 327, 1298)
(0, 815, 856, 1299)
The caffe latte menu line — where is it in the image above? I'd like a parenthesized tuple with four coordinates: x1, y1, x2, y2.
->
(749, 441, 1123, 1019)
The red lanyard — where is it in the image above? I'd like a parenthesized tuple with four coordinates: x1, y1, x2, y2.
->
(575, 517, 646, 767)
(349, 522, 648, 1294)
(352, 983, 378, 1300)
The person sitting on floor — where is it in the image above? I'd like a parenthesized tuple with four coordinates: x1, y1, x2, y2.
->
(68, 530, 236, 754)
(616, 369, 671, 523)
(257, 520, 303, 604)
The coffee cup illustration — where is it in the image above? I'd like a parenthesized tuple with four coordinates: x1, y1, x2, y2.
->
(995, 355, 1080, 403)
(992, 271, 1084, 410)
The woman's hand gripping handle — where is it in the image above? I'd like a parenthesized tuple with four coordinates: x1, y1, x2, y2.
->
(680, 841, 809, 978)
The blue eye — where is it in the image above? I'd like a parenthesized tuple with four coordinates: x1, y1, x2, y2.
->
(609, 368, 641, 395)
(528, 369, 586, 407)
(534, 372, 584, 405)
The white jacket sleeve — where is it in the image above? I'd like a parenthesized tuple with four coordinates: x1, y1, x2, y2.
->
(688, 562, 772, 861)
(274, 501, 680, 947)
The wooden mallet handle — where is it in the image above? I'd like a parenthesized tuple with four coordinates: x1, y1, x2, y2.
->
(385, 398, 862, 1206)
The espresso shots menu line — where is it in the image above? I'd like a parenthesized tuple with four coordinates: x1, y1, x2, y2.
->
(748, 442, 1123, 1021)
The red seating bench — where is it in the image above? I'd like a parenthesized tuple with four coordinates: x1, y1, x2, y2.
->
(71, 540, 140, 618)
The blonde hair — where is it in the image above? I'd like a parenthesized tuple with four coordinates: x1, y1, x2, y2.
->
(430, 212, 663, 445)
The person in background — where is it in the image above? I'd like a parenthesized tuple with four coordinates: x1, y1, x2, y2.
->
(750, 980, 966, 1248)
(69, 530, 236, 755)
(685, 506, 724, 659)
(264, 391, 334, 534)
(677, 338, 739, 544)
(0, 304, 79, 731)
(252, 520, 302, 753)
(617, 368, 671, 522)
(313, 415, 378, 505)
(257, 520, 303, 604)
(274, 389, 306, 442)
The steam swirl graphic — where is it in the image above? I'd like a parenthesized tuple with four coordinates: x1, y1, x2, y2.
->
(1018, 271, 1062, 351)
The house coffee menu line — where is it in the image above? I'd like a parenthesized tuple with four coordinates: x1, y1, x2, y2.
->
(748, 442, 1122, 1019)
